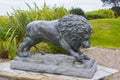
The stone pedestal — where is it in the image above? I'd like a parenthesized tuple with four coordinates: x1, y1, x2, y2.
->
(0, 61, 118, 80)
(10, 54, 97, 78)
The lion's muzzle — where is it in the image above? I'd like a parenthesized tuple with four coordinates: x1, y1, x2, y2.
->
(81, 40, 90, 48)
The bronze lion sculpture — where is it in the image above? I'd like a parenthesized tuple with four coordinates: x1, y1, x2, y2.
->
(18, 14, 93, 62)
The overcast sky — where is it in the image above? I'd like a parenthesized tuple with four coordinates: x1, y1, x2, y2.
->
(0, 0, 111, 15)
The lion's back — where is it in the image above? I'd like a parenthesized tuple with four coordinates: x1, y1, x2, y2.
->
(25, 20, 60, 45)
(26, 21, 42, 37)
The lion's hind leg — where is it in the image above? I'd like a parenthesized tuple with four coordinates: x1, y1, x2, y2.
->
(18, 37, 34, 57)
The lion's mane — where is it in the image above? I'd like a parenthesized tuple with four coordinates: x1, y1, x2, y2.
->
(57, 14, 93, 49)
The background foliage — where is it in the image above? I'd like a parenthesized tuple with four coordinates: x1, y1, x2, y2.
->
(111, 7, 120, 17)
(0, 3, 120, 59)
(86, 9, 115, 19)
(0, 3, 69, 59)
(101, 0, 120, 7)
(70, 8, 85, 17)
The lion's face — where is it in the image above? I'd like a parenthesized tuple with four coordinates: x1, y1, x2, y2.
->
(81, 40, 90, 48)
(80, 33, 91, 48)
(57, 14, 93, 50)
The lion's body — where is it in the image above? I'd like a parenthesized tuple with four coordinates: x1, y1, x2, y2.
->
(18, 14, 93, 62)
(25, 20, 60, 46)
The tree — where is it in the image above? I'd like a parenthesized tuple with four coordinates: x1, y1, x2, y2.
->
(101, 0, 120, 17)
(101, 0, 120, 7)
(70, 8, 85, 17)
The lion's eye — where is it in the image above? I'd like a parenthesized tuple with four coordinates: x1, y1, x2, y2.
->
(84, 35, 90, 40)
(84, 35, 88, 38)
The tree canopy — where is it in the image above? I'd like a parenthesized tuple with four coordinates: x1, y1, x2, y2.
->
(101, 0, 120, 7)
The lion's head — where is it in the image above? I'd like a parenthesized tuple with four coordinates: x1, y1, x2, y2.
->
(57, 14, 93, 51)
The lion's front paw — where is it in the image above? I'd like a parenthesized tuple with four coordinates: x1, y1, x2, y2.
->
(83, 59, 95, 69)
(74, 54, 91, 63)
(83, 54, 90, 60)
(18, 51, 34, 57)
(73, 54, 84, 62)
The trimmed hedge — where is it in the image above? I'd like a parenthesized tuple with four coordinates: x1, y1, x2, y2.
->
(86, 9, 115, 20)
(86, 14, 105, 20)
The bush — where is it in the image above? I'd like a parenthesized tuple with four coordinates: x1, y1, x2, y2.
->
(0, 3, 70, 59)
(32, 42, 68, 54)
(86, 9, 115, 19)
(0, 37, 17, 59)
(86, 14, 105, 20)
(0, 29, 11, 40)
(111, 7, 120, 17)
(54, 7, 70, 19)
(70, 8, 85, 17)
(0, 16, 9, 28)
(7, 3, 70, 38)
(0, 16, 10, 40)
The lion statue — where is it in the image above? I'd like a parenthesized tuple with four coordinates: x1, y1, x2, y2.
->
(18, 14, 93, 63)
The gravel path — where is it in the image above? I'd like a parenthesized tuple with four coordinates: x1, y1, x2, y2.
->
(81, 47, 120, 80)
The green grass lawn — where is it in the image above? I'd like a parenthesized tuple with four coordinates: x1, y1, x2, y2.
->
(90, 17, 120, 48)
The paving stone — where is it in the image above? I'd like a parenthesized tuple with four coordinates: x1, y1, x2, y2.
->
(0, 77, 9, 80)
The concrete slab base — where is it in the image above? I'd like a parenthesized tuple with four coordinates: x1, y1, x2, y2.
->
(0, 61, 118, 80)
(10, 54, 97, 78)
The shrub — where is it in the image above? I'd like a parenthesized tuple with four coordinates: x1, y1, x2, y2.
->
(86, 14, 105, 20)
(0, 37, 17, 59)
(7, 3, 70, 39)
(54, 7, 70, 19)
(86, 9, 115, 19)
(111, 7, 120, 17)
(0, 29, 11, 40)
(70, 8, 85, 17)
(0, 16, 9, 28)
(0, 16, 10, 40)
(0, 3, 70, 59)
(32, 42, 68, 54)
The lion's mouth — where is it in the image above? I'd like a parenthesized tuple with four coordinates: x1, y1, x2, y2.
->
(81, 41, 90, 48)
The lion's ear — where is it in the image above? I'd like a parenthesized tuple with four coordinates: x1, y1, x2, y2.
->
(78, 29, 83, 33)
(88, 27, 93, 34)
(91, 30, 94, 33)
